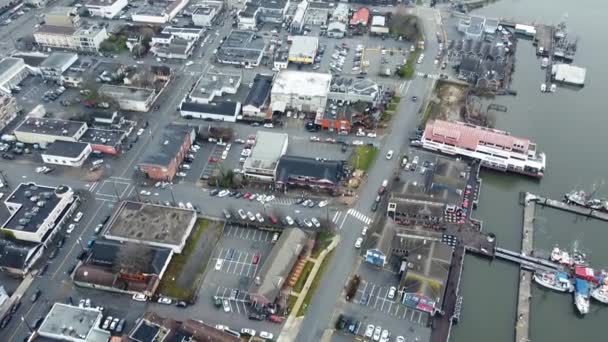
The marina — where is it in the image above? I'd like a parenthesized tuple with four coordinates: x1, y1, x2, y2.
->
(514, 193, 534, 342)
(530, 194, 608, 222)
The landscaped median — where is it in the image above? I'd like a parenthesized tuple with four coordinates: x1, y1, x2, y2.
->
(398, 49, 421, 79)
(349, 145, 379, 172)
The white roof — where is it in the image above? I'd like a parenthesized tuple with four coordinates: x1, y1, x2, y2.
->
(289, 36, 319, 58)
(271, 71, 332, 98)
(552, 64, 586, 85)
(372, 16, 385, 27)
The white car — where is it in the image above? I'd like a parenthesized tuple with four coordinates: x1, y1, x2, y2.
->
(362, 226, 368, 236)
(180, 164, 191, 170)
(352, 140, 364, 146)
(318, 200, 328, 208)
(373, 326, 382, 341)
(66, 223, 76, 234)
(311, 217, 320, 228)
(396, 336, 405, 342)
(388, 286, 397, 300)
(221, 150, 228, 160)
(241, 328, 256, 336)
(356, 130, 366, 137)
(265, 195, 275, 202)
(185, 61, 194, 66)
(367, 132, 377, 138)
(364, 324, 375, 338)
(215, 259, 223, 270)
(176, 172, 187, 177)
(247, 211, 256, 221)
(386, 150, 394, 159)
(137, 128, 145, 136)
(140, 190, 151, 196)
(263, 123, 274, 128)
(215, 324, 227, 331)
(303, 218, 313, 228)
(380, 329, 390, 342)
(223, 300, 231, 312)
(355, 237, 363, 249)
(132, 293, 147, 302)
(74, 212, 84, 223)
(218, 190, 230, 197)
(285, 216, 294, 225)
(259, 331, 273, 339)
(255, 213, 264, 223)
(157, 297, 172, 305)
(238, 209, 247, 219)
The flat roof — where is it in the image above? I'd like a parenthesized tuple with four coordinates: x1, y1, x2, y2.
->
(243, 131, 288, 171)
(139, 124, 194, 166)
(99, 85, 155, 102)
(0, 57, 24, 77)
(105, 201, 196, 249)
(244, 73, 273, 108)
(552, 64, 586, 85)
(79, 128, 126, 147)
(217, 30, 266, 64)
(272, 70, 332, 98)
(162, 26, 204, 36)
(180, 101, 240, 117)
(39, 303, 107, 342)
(42, 141, 89, 158)
(87, 0, 124, 7)
(14, 117, 87, 138)
(289, 36, 318, 58)
(36, 25, 77, 35)
(3, 183, 69, 233)
(191, 70, 241, 101)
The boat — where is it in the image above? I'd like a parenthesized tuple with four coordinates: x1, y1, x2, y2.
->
(550, 83, 557, 92)
(550, 246, 573, 266)
(574, 279, 590, 315)
(572, 251, 588, 266)
(564, 190, 588, 206)
(541, 57, 549, 68)
(533, 271, 574, 292)
(541, 83, 547, 92)
(591, 285, 608, 304)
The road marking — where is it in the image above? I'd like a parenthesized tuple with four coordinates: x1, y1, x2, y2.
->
(338, 209, 350, 230)
(51, 202, 106, 280)
(7, 299, 36, 342)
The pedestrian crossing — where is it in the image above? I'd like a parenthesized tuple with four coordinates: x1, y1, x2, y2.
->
(270, 197, 298, 206)
(347, 208, 372, 225)
(417, 72, 441, 80)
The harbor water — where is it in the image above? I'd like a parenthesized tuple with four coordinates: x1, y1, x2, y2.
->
(448, 0, 608, 341)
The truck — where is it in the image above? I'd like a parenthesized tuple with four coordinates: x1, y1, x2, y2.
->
(1, 134, 16, 142)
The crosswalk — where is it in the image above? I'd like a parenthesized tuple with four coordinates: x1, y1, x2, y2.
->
(348, 208, 372, 225)
(417, 72, 441, 80)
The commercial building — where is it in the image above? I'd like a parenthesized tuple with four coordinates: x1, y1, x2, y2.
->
(161, 25, 205, 41)
(242, 73, 273, 119)
(326, 21, 346, 38)
(34, 24, 109, 52)
(41, 141, 92, 167)
(37, 303, 110, 342)
(151, 37, 196, 59)
(288, 36, 318, 64)
(104, 201, 197, 253)
(328, 76, 380, 104)
(243, 131, 288, 181)
(98, 85, 157, 112)
(179, 69, 242, 122)
(305, 1, 332, 26)
(1, 183, 76, 244)
(0, 93, 18, 132)
(330, 3, 349, 23)
(79, 128, 126, 155)
(216, 30, 266, 67)
(552, 63, 586, 86)
(370, 15, 389, 35)
(350, 7, 370, 27)
(73, 240, 172, 297)
(271, 70, 331, 113)
(275, 155, 344, 191)
(192, 1, 223, 27)
(137, 124, 196, 181)
(249, 227, 307, 304)
(421, 120, 546, 178)
(131, 0, 188, 24)
(13, 117, 88, 145)
(0, 239, 43, 276)
(238, 0, 290, 30)
(179, 102, 241, 122)
(85, 0, 128, 18)
(39, 52, 78, 81)
(290, 0, 308, 33)
(0, 57, 30, 94)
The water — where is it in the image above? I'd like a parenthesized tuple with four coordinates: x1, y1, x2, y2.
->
(449, 0, 608, 341)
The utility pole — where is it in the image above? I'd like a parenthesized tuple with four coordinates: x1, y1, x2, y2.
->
(21, 317, 33, 333)
(169, 185, 177, 205)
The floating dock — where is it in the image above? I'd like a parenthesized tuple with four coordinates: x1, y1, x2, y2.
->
(515, 193, 535, 342)
(531, 194, 608, 221)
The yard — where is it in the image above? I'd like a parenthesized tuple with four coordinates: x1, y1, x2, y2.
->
(156, 219, 219, 301)
(297, 250, 335, 317)
(349, 145, 379, 172)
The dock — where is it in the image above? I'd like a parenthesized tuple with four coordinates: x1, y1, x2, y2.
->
(515, 193, 535, 342)
(531, 194, 608, 222)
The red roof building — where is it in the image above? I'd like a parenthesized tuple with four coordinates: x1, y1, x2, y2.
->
(350, 8, 370, 26)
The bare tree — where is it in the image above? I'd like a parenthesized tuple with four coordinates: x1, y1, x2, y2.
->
(113, 242, 152, 274)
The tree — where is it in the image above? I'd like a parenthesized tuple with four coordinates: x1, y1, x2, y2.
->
(1, 230, 16, 240)
(113, 242, 152, 274)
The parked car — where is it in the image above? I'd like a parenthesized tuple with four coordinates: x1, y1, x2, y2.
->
(310, 217, 320, 228)
(215, 259, 223, 270)
(73, 211, 84, 222)
(66, 223, 76, 234)
(223, 299, 231, 312)
(386, 150, 394, 159)
(31, 289, 41, 302)
(210, 189, 220, 196)
(303, 218, 313, 228)
(388, 286, 397, 300)
(255, 213, 264, 223)
(373, 326, 382, 341)
(247, 211, 255, 221)
(238, 209, 247, 219)
(365, 324, 375, 338)
(355, 237, 363, 249)
(259, 331, 274, 339)
(176, 301, 188, 308)
(318, 200, 328, 208)
(132, 293, 147, 302)
(116, 319, 126, 334)
(285, 216, 294, 225)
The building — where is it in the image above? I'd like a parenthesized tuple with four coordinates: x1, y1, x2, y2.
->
(151, 37, 196, 59)
(330, 3, 349, 23)
(216, 30, 266, 67)
(290, 0, 308, 33)
(41, 141, 92, 167)
(421, 120, 546, 177)
(34, 24, 109, 52)
(326, 21, 346, 38)
(104, 201, 197, 253)
(350, 7, 370, 27)
(242, 74, 273, 119)
(305, 1, 332, 26)
(458, 16, 486, 40)
(0, 57, 30, 94)
(13, 117, 88, 145)
(552, 63, 587, 86)
(161, 26, 205, 41)
(79, 128, 126, 155)
(73, 240, 172, 296)
(179, 69, 242, 122)
(85, 0, 128, 18)
(0, 239, 43, 276)
(275, 155, 344, 191)
(179, 102, 241, 122)
(0, 93, 18, 132)
(237, 6, 258, 30)
(137, 124, 196, 181)
(370, 15, 388, 35)
(271, 71, 331, 113)
(39, 52, 78, 81)
(131, 0, 189, 24)
(238, 0, 290, 30)
(98, 85, 157, 112)
(1, 183, 75, 243)
(249, 228, 307, 304)
(45, 6, 80, 27)
(288, 36, 318, 64)
(328, 76, 380, 104)
(243, 131, 288, 181)
(192, 5, 220, 27)
(37, 303, 110, 342)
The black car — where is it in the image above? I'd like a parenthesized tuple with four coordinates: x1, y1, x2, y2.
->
(234, 192, 243, 199)
(0, 315, 11, 329)
(39, 264, 49, 276)
(2, 153, 14, 160)
(307, 201, 316, 208)
(77, 250, 88, 260)
(116, 319, 126, 334)
(176, 301, 188, 308)
(248, 312, 266, 321)
(341, 144, 348, 153)
(10, 301, 20, 314)
(371, 202, 379, 212)
(66, 263, 77, 275)
(48, 248, 58, 259)
(32, 316, 45, 329)
(57, 237, 65, 248)
(210, 189, 220, 196)
(31, 289, 41, 302)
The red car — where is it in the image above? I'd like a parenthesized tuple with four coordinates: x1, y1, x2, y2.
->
(252, 254, 260, 265)
(243, 193, 252, 199)
(378, 186, 386, 195)
(269, 315, 284, 323)
(208, 157, 219, 163)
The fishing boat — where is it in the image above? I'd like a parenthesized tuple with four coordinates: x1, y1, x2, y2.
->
(591, 285, 608, 304)
(550, 246, 573, 266)
(540, 83, 547, 92)
(574, 279, 590, 315)
(564, 190, 588, 206)
(533, 271, 574, 292)
(550, 84, 557, 92)
(541, 57, 549, 68)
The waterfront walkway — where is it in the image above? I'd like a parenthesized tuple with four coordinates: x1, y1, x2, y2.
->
(515, 193, 535, 342)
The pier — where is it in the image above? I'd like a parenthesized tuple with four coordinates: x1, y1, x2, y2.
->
(530, 194, 608, 222)
(494, 247, 560, 272)
(515, 193, 535, 342)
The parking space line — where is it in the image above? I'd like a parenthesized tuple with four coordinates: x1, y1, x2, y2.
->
(241, 302, 248, 316)
(226, 226, 234, 236)
(251, 264, 259, 278)
(373, 287, 383, 309)
(368, 284, 377, 307)
(418, 312, 423, 324)
(410, 309, 415, 320)
(239, 252, 250, 275)
(239, 228, 245, 239)
(263, 231, 270, 241)
(402, 307, 408, 320)
(394, 305, 401, 317)
(233, 299, 240, 314)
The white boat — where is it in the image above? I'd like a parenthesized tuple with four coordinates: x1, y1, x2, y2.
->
(550, 246, 573, 266)
(533, 271, 574, 292)
(550, 83, 557, 92)
(591, 285, 608, 304)
(575, 279, 590, 315)
(541, 83, 547, 92)
(541, 57, 549, 68)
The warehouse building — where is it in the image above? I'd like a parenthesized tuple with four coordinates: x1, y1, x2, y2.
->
(13, 117, 88, 145)
(41, 141, 92, 167)
(216, 30, 266, 67)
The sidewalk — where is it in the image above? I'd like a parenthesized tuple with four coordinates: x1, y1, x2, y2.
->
(277, 236, 339, 342)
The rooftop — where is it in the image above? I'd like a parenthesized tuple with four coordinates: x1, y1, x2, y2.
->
(243, 73, 273, 108)
(243, 131, 288, 171)
(42, 141, 90, 158)
(0, 238, 41, 270)
(105, 201, 196, 251)
(190, 70, 242, 103)
(249, 228, 307, 303)
(14, 117, 87, 138)
(272, 70, 332, 98)
(466, 16, 485, 36)
(180, 101, 240, 117)
(0, 57, 24, 77)
(329, 76, 379, 97)
(38, 303, 108, 342)
(552, 63, 586, 85)
(79, 128, 126, 147)
(86, 0, 124, 7)
(161, 25, 204, 36)
(371, 15, 386, 27)
(3, 183, 71, 233)
(350, 7, 370, 26)
(139, 124, 194, 167)
(99, 85, 155, 102)
(217, 30, 266, 64)
(276, 155, 343, 184)
(87, 240, 171, 275)
(36, 25, 77, 35)
(289, 36, 319, 58)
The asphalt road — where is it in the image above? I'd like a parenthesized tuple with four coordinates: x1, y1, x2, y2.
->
(294, 6, 444, 342)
